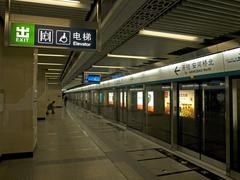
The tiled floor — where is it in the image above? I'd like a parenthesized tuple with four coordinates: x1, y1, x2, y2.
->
(0, 104, 228, 179)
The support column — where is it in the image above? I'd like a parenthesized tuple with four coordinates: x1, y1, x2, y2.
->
(225, 76, 232, 175)
(171, 82, 178, 150)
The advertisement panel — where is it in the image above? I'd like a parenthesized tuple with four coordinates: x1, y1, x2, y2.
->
(124, 92, 127, 108)
(120, 92, 123, 107)
(108, 92, 114, 105)
(179, 90, 195, 118)
(164, 91, 170, 114)
(147, 91, 154, 112)
(137, 91, 143, 110)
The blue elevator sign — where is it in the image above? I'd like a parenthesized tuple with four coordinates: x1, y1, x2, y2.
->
(35, 25, 96, 49)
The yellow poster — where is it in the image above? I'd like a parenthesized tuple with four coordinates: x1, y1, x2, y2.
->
(164, 91, 170, 114)
(179, 90, 195, 118)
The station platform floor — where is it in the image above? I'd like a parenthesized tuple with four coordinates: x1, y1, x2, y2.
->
(0, 103, 230, 180)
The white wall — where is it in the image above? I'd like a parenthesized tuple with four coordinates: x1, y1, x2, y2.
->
(0, 25, 36, 154)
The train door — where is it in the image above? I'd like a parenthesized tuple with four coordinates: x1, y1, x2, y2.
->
(178, 80, 226, 167)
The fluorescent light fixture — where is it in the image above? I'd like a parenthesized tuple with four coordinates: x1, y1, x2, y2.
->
(38, 63, 64, 66)
(84, 71, 112, 74)
(47, 78, 58, 80)
(107, 54, 154, 60)
(92, 65, 127, 69)
(139, 29, 202, 42)
(48, 69, 63, 71)
(45, 72, 61, 75)
(45, 75, 60, 78)
(63, 0, 80, 3)
(48, 82, 59, 85)
(38, 53, 68, 57)
(15, 0, 86, 9)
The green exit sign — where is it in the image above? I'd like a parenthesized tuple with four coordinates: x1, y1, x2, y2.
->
(10, 23, 35, 46)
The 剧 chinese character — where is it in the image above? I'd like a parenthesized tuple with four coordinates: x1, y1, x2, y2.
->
(40, 30, 52, 42)
(83, 33, 91, 41)
(73, 32, 81, 41)
(16, 26, 29, 38)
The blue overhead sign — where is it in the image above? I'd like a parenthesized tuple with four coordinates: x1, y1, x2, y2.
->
(35, 25, 96, 49)
(85, 74, 101, 84)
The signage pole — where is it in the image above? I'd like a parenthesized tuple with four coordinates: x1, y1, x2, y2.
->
(97, 0, 102, 52)
(4, 0, 11, 47)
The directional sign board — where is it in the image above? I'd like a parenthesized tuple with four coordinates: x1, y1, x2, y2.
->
(9, 22, 97, 50)
(164, 53, 224, 79)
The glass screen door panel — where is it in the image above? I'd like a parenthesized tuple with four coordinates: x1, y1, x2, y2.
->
(203, 82, 225, 162)
(146, 84, 171, 143)
(118, 89, 127, 124)
(127, 86, 144, 131)
(231, 79, 240, 172)
(178, 83, 202, 152)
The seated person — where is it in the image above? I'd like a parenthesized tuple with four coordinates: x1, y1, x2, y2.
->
(46, 101, 55, 115)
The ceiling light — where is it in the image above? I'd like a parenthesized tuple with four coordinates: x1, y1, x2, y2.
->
(107, 54, 154, 60)
(47, 78, 58, 80)
(45, 75, 60, 78)
(139, 29, 202, 42)
(15, 0, 86, 9)
(38, 63, 64, 66)
(48, 82, 59, 85)
(92, 65, 127, 69)
(45, 72, 61, 75)
(48, 69, 63, 71)
(38, 54, 68, 57)
(84, 71, 112, 74)
(63, 0, 80, 3)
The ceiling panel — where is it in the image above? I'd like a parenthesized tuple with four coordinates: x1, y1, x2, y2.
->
(149, 0, 240, 38)
(95, 57, 149, 67)
(0, 0, 93, 22)
(112, 35, 201, 57)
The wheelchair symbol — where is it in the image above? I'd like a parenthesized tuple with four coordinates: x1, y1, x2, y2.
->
(59, 33, 68, 43)
(56, 30, 71, 45)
